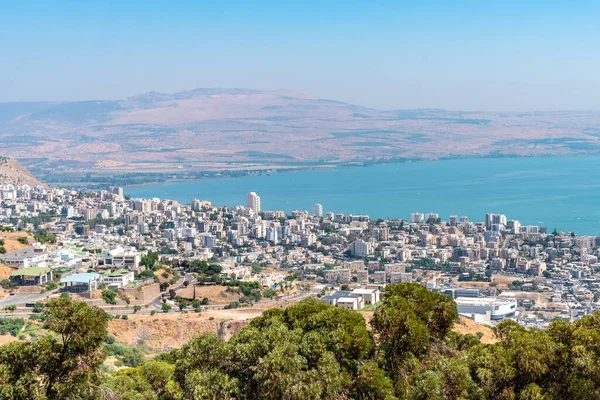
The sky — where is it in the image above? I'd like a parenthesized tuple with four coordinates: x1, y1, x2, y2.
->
(1, 0, 599, 111)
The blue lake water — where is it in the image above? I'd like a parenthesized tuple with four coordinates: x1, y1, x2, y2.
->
(126, 156, 600, 235)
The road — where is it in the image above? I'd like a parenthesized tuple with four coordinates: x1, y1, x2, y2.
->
(0, 291, 57, 307)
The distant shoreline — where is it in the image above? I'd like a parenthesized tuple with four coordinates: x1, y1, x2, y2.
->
(39, 152, 600, 190)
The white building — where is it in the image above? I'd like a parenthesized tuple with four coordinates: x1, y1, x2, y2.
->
(246, 192, 261, 213)
(351, 239, 372, 258)
(312, 203, 323, 217)
(455, 297, 517, 320)
(410, 213, 425, 224)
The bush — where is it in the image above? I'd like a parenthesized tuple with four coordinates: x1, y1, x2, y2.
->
(105, 335, 116, 344)
(102, 289, 117, 305)
(17, 237, 28, 245)
(0, 318, 25, 336)
(0, 246, 5, 254)
(224, 301, 241, 310)
(0, 280, 15, 290)
(133, 305, 141, 313)
(150, 310, 157, 316)
(162, 303, 172, 313)
(45, 282, 57, 291)
(32, 302, 45, 313)
(121, 315, 128, 320)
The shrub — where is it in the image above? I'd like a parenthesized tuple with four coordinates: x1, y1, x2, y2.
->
(0, 318, 25, 336)
(102, 289, 117, 305)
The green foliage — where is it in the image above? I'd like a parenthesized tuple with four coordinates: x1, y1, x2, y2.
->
(7, 282, 600, 399)
(371, 283, 458, 374)
(0, 318, 25, 336)
(17, 236, 28, 245)
(102, 288, 118, 305)
(106, 343, 145, 368)
(0, 279, 16, 289)
(140, 252, 159, 271)
(162, 303, 172, 313)
(0, 246, 5, 254)
(0, 297, 108, 399)
(32, 302, 45, 313)
(33, 229, 56, 244)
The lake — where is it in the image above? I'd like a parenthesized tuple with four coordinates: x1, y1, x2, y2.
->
(126, 156, 600, 235)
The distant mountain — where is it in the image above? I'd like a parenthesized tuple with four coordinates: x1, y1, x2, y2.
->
(1, 88, 600, 176)
(0, 157, 44, 187)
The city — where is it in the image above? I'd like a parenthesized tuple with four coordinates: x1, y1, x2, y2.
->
(1, 181, 596, 330)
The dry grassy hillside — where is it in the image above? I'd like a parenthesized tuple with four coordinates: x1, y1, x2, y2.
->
(0, 157, 43, 187)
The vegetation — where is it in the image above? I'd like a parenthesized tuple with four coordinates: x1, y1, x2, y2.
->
(102, 288, 118, 305)
(33, 229, 57, 244)
(0, 297, 107, 399)
(0, 318, 25, 336)
(7, 284, 600, 399)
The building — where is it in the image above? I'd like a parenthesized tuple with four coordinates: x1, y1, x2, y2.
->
(351, 288, 380, 305)
(101, 269, 135, 288)
(410, 213, 425, 224)
(455, 297, 517, 320)
(246, 192, 261, 212)
(351, 239, 372, 258)
(390, 272, 412, 283)
(311, 203, 323, 217)
(373, 271, 386, 284)
(0, 244, 48, 268)
(103, 247, 142, 270)
(60, 273, 101, 293)
(10, 267, 52, 286)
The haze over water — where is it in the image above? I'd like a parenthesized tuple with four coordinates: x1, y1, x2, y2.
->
(126, 156, 600, 236)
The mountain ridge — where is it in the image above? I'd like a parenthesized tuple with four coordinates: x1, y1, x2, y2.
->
(1, 88, 600, 177)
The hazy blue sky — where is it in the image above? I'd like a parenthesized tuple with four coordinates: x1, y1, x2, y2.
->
(1, 1, 599, 111)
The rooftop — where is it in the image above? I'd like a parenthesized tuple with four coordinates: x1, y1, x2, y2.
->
(60, 273, 101, 284)
(10, 267, 51, 277)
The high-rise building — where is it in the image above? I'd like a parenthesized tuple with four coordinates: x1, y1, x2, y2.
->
(312, 203, 323, 217)
(246, 192, 261, 212)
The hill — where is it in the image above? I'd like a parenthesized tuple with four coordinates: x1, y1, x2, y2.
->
(0, 157, 44, 187)
(2, 88, 600, 178)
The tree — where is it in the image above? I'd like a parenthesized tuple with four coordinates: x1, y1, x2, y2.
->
(371, 283, 457, 374)
(0, 297, 108, 399)
(133, 305, 141, 313)
(179, 301, 187, 311)
(162, 303, 172, 313)
(102, 289, 117, 305)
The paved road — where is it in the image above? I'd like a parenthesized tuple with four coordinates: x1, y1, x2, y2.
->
(0, 291, 58, 307)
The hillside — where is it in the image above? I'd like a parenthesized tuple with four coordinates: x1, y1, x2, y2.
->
(0, 157, 44, 187)
(2, 88, 600, 178)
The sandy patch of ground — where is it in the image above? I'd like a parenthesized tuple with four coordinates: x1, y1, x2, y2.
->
(453, 317, 497, 344)
(107, 307, 272, 353)
(0, 264, 12, 281)
(154, 268, 174, 284)
(0, 334, 18, 346)
(177, 285, 241, 304)
(0, 232, 33, 253)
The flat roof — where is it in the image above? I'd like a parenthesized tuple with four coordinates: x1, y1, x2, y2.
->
(11, 267, 51, 277)
(337, 297, 358, 303)
(455, 297, 516, 305)
(60, 273, 100, 284)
